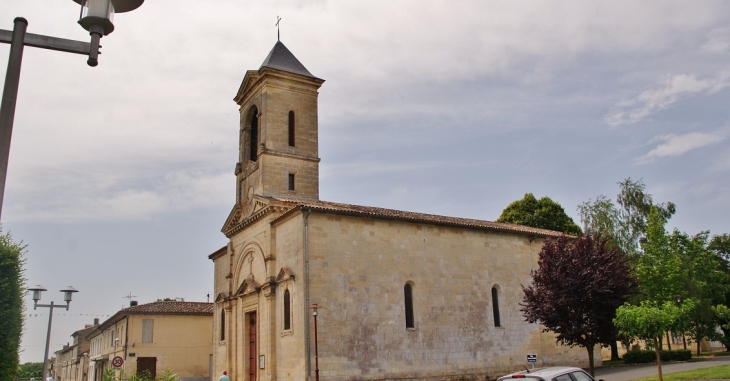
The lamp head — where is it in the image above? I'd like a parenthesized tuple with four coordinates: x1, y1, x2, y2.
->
(72, 0, 145, 35)
(28, 284, 47, 302)
(72, 0, 145, 13)
(61, 286, 79, 303)
(311, 303, 318, 316)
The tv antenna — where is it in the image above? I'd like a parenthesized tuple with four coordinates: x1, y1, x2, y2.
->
(122, 292, 137, 303)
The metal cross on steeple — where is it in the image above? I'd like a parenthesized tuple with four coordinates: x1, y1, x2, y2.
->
(276, 16, 281, 41)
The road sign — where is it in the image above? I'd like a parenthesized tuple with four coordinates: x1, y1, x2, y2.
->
(112, 356, 124, 369)
(527, 354, 537, 363)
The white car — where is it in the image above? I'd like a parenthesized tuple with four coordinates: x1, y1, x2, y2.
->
(497, 366, 604, 381)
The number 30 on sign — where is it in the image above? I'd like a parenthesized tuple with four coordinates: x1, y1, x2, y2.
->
(112, 356, 124, 369)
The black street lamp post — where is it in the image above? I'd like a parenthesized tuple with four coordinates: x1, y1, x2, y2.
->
(675, 294, 688, 349)
(27, 284, 79, 381)
(312, 303, 320, 381)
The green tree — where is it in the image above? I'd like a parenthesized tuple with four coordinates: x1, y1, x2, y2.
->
(714, 304, 730, 350)
(708, 233, 730, 261)
(576, 195, 619, 239)
(497, 193, 581, 235)
(709, 233, 730, 349)
(678, 231, 730, 353)
(634, 212, 729, 353)
(18, 362, 43, 378)
(614, 300, 694, 381)
(635, 208, 687, 303)
(616, 178, 675, 255)
(156, 297, 184, 302)
(675, 230, 730, 354)
(578, 178, 675, 259)
(0, 229, 26, 381)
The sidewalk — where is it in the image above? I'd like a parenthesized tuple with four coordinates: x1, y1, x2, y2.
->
(593, 356, 730, 381)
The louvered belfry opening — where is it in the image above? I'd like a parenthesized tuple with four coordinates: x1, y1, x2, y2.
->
(250, 113, 258, 162)
(288, 111, 295, 147)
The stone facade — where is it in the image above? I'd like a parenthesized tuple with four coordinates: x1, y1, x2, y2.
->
(52, 319, 94, 381)
(211, 41, 598, 381)
(53, 323, 95, 381)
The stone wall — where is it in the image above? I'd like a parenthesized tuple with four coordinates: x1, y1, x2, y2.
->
(300, 212, 597, 381)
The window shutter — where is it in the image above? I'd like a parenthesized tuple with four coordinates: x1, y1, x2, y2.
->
(142, 319, 154, 343)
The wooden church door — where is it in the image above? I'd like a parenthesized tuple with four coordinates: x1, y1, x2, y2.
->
(248, 312, 257, 381)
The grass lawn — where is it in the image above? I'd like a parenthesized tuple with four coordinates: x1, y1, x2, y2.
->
(630, 364, 730, 381)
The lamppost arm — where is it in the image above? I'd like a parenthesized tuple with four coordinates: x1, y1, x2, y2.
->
(0, 29, 95, 55)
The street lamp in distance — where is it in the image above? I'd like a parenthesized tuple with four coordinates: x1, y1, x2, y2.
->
(311, 303, 320, 381)
(27, 284, 79, 381)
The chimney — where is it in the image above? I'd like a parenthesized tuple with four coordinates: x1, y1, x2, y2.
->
(130, 300, 138, 307)
(94, 318, 99, 325)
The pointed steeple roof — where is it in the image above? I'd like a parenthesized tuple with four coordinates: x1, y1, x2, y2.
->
(260, 41, 316, 78)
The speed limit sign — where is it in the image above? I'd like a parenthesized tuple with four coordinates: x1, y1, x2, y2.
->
(112, 356, 124, 369)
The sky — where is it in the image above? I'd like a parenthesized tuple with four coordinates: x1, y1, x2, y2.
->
(1, 0, 729, 364)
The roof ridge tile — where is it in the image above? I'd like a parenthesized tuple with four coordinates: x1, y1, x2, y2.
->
(269, 197, 566, 237)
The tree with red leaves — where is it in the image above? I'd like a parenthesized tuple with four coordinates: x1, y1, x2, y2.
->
(521, 232, 638, 376)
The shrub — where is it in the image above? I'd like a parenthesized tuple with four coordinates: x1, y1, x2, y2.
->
(623, 350, 656, 364)
(157, 368, 180, 381)
(623, 349, 692, 363)
(665, 349, 692, 361)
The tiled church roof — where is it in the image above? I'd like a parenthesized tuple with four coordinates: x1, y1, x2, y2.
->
(260, 41, 316, 78)
(269, 197, 567, 238)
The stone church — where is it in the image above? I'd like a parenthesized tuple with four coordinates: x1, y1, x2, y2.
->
(209, 41, 596, 381)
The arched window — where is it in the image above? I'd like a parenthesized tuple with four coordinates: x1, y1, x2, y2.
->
(404, 283, 414, 328)
(288, 111, 295, 147)
(491, 287, 501, 327)
(220, 309, 226, 341)
(283, 289, 291, 330)
(249, 112, 258, 162)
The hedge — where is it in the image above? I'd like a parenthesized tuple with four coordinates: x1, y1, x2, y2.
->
(0, 230, 26, 381)
(623, 349, 692, 363)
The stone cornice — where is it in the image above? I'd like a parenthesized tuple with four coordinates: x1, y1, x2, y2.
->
(259, 148, 320, 163)
(235, 67, 323, 106)
(223, 203, 292, 238)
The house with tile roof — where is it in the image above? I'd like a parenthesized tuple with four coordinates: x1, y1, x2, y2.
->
(209, 40, 597, 381)
(85, 301, 213, 381)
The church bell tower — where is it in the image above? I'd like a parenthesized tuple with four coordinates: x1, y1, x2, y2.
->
(233, 41, 324, 204)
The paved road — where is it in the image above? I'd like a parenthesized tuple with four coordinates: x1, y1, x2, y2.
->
(593, 357, 730, 381)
